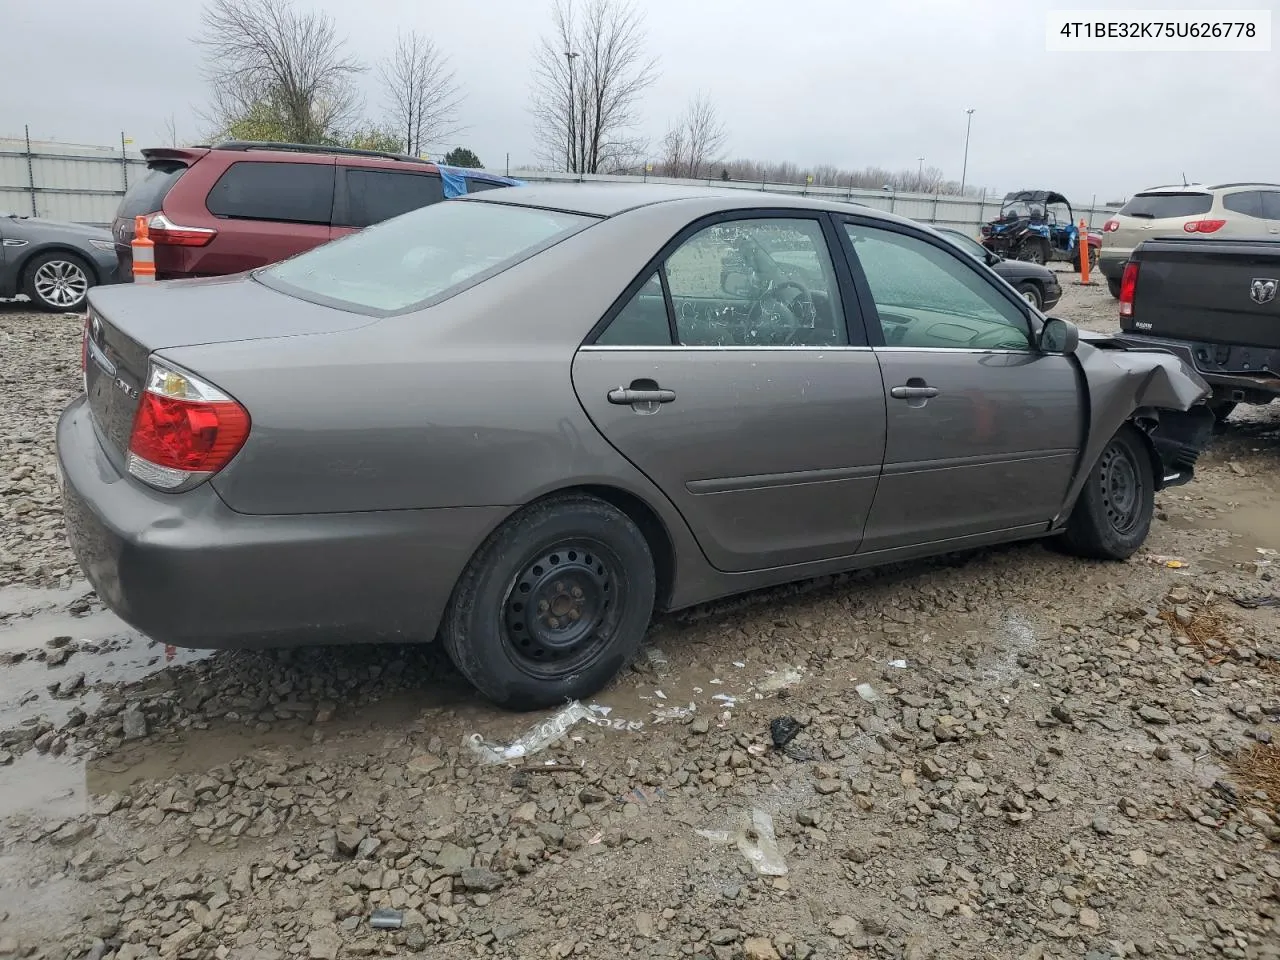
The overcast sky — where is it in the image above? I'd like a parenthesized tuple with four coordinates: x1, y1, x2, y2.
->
(2, 0, 1276, 200)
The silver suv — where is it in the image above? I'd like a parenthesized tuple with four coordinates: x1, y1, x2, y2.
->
(1098, 182, 1280, 297)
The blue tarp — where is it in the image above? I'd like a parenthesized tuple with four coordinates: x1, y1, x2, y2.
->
(438, 166, 469, 199)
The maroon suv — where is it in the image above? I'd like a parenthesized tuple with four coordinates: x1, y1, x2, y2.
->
(112, 140, 520, 281)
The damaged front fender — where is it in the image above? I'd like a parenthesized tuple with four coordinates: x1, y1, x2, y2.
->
(1056, 335, 1214, 525)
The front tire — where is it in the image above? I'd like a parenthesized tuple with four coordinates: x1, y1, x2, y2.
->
(1017, 239, 1048, 265)
(1057, 425, 1154, 561)
(23, 251, 93, 312)
(1017, 282, 1043, 310)
(441, 494, 656, 711)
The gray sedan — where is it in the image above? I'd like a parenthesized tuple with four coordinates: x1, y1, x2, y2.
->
(1, 214, 119, 311)
(57, 184, 1214, 711)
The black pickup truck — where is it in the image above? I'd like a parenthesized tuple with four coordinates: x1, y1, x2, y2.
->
(1117, 237, 1280, 424)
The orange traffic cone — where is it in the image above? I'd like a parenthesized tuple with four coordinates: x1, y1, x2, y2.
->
(132, 215, 156, 284)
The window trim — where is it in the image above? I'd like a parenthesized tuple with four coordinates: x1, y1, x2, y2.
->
(332, 166, 445, 228)
(205, 159, 336, 226)
(833, 214, 1041, 351)
(582, 209, 871, 349)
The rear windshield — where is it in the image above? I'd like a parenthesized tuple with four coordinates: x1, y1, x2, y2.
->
(257, 198, 595, 314)
(117, 160, 186, 220)
(1119, 192, 1212, 219)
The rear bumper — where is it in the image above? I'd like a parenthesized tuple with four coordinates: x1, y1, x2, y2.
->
(56, 395, 509, 649)
(1108, 332, 1280, 403)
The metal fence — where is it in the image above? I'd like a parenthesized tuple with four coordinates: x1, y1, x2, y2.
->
(1, 128, 1117, 232)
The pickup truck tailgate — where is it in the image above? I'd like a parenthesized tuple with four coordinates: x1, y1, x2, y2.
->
(1126, 238, 1280, 350)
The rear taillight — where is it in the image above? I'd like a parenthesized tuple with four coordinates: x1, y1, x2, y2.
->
(146, 212, 216, 247)
(1118, 262, 1139, 319)
(1103, 219, 1119, 233)
(1183, 218, 1227, 234)
(126, 360, 250, 491)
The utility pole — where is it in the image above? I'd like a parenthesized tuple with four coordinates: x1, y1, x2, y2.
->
(917, 156, 924, 179)
(960, 108, 975, 195)
(564, 50, 579, 174)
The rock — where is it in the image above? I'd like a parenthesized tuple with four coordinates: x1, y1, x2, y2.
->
(459, 867, 503, 892)
(829, 916, 860, 938)
(1138, 705, 1172, 725)
(742, 937, 780, 960)
(121, 704, 148, 740)
(814, 779, 842, 795)
(50, 821, 94, 845)
(690, 717, 710, 735)
(435, 843, 473, 872)
(709, 929, 740, 946)
(335, 826, 366, 856)
(634, 912, 656, 938)
(1078, 907, 1100, 929)
(406, 754, 443, 777)
(306, 929, 340, 960)
(925, 896, 958, 917)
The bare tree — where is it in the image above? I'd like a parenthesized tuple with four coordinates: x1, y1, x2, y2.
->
(378, 31, 463, 157)
(195, 0, 365, 144)
(659, 92, 726, 179)
(158, 113, 179, 148)
(529, 0, 658, 174)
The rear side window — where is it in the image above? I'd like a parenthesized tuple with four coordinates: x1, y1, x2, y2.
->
(118, 161, 186, 219)
(1262, 192, 1280, 220)
(343, 169, 444, 228)
(206, 161, 334, 224)
(258, 199, 595, 313)
(1223, 191, 1265, 218)
(1119, 192, 1212, 219)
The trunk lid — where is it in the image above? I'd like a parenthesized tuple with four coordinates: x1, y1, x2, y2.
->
(84, 273, 381, 469)
(1107, 190, 1215, 257)
(1127, 238, 1280, 350)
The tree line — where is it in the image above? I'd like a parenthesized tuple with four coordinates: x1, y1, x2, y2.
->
(192, 0, 977, 194)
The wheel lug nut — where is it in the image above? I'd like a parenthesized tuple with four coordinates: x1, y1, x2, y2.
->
(537, 601, 549, 614)
(569, 610, 580, 621)
(548, 617, 560, 628)
(571, 586, 584, 599)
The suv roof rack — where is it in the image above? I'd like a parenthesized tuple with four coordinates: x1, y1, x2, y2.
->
(210, 140, 425, 164)
(1207, 181, 1280, 189)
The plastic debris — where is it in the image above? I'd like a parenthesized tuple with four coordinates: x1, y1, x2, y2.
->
(369, 908, 403, 929)
(888, 659, 909, 669)
(640, 646, 670, 672)
(467, 701, 642, 764)
(1147, 555, 1188, 568)
(652, 701, 696, 723)
(855, 682, 878, 702)
(697, 808, 788, 876)
(712, 693, 738, 708)
(770, 716, 801, 748)
(757, 666, 804, 693)
(618, 785, 667, 806)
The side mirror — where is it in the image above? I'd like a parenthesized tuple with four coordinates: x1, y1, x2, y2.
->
(985, 250, 1001, 266)
(1038, 316, 1079, 354)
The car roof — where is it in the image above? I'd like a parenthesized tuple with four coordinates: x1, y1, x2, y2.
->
(464, 181, 906, 221)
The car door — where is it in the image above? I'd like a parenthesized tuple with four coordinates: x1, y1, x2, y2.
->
(571, 212, 888, 573)
(1258, 190, 1280, 236)
(836, 216, 1084, 553)
(331, 163, 446, 239)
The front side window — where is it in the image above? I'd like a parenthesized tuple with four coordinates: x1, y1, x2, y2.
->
(259, 200, 594, 313)
(344, 170, 444, 228)
(594, 217, 847, 347)
(206, 161, 334, 224)
(845, 224, 1031, 351)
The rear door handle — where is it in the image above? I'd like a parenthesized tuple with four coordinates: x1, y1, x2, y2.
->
(889, 385, 939, 399)
(608, 387, 676, 405)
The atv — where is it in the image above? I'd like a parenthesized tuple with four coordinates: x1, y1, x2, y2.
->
(980, 190, 1101, 271)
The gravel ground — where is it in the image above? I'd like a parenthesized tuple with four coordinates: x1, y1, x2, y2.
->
(1, 274, 1278, 960)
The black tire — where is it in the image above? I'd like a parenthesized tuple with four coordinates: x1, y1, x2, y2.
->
(22, 251, 94, 312)
(1018, 239, 1048, 265)
(441, 494, 656, 711)
(1016, 281, 1043, 310)
(1057, 425, 1154, 561)
(1071, 258, 1082, 273)
(1107, 277, 1121, 299)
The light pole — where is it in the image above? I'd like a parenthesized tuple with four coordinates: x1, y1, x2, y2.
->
(564, 50, 579, 174)
(917, 156, 924, 178)
(960, 108, 975, 195)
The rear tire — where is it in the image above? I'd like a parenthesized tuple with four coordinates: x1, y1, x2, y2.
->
(1107, 277, 1121, 299)
(23, 251, 93, 312)
(1057, 425, 1154, 561)
(440, 494, 656, 711)
(1018, 240, 1048, 265)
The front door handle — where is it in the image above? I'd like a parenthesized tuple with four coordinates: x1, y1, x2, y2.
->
(608, 387, 676, 405)
(889, 385, 939, 399)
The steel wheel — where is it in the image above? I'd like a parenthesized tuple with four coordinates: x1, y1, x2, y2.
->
(1018, 283, 1043, 310)
(501, 539, 625, 680)
(1098, 440, 1144, 537)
